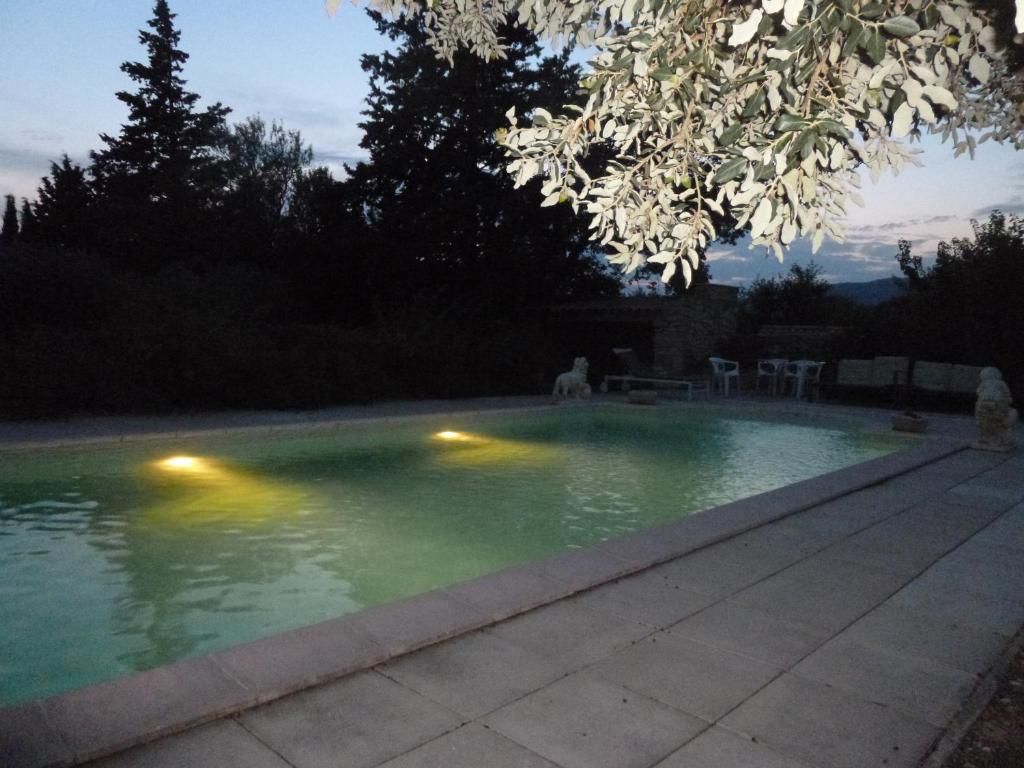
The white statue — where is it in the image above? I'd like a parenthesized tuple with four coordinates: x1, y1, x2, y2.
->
(552, 357, 591, 400)
(974, 367, 1018, 451)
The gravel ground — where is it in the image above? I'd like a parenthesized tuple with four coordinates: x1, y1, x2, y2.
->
(943, 645, 1024, 768)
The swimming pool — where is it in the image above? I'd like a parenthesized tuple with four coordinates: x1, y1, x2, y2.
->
(0, 405, 904, 705)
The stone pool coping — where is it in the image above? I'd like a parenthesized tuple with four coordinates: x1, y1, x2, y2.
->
(1, 417, 968, 768)
(0, 392, 981, 452)
(0, 397, 563, 452)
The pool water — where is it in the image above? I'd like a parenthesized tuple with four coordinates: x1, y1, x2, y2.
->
(0, 406, 903, 704)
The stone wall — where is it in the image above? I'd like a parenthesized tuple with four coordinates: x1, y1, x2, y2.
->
(547, 284, 739, 378)
(652, 284, 739, 376)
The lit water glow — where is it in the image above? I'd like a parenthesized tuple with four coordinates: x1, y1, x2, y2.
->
(0, 406, 905, 705)
(159, 456, 203, 471)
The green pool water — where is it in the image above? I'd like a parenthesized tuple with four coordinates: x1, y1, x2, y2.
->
(0, 406, 903, 705)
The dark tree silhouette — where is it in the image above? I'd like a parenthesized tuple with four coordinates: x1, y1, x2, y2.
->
(342, 11, 619, 312)
(888, 211, 1024, 399)
(282, 166, 378, 324)
(738, 262, 862, 331)
(895, 239, 927, 288)
(222, 116, 312, 225)
(0, 195, 18, 247)
(32, 155, 94, 250)
(89, 0, 229, 265)
(216, 116, 314, 263)
(18, 199, 39, 243)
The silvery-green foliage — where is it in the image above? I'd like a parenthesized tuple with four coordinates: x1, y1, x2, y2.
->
(340, 0, 1024, 286)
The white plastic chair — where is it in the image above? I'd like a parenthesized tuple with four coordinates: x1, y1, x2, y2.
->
(756, 358, 787, 395)
(709, 357, 740, 396)
(784, 360, 826, 400)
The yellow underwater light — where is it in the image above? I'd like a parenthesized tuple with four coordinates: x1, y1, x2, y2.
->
(430, 429, 559, 466)
(435, 430, 467, 441)
(145, 454, 314, 526)
(159, 455, 204, 471)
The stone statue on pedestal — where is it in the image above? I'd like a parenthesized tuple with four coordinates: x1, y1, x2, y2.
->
(974, 367, 1017, 451)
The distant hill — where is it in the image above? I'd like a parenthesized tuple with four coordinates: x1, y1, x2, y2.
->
(829, 277, 908, 306)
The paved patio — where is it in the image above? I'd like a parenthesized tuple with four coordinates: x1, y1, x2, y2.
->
(65, 439, 1023, 768)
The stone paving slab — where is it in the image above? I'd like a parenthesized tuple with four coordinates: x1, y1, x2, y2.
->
(839, 601, 1011, 676)
(590, 632, 781, 721)
(825, 501, 1000, 576)
(721, 672, 943, 768)
(958, 503, 1024, 553)
(377, 630, 567, 720)
(565, 568, 717, 628)
(724, 521, 828, 558)
(375, 723, 559, 768)
(482, 671, 707, 768)
(487, 597, 651, 670)
(923, 541, 1024, 594)
(237, 671, 462, 768)
(792, 634, 978, 728)
(888, 577, 1024, 637)
(651, 537, 804, 598)
(727, 553, 909, 633)
(945, 482, 1024, 511)
(652, 725, 820, 768)
(89, 720, 290, 768)
(898, 496, 1006, 536)
(669, 601, 830, 668)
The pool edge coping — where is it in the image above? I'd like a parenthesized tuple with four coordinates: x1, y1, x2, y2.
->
(0, 432, 969, 768)
(0, 401, 570, 453)
(0, 395, 968, 453)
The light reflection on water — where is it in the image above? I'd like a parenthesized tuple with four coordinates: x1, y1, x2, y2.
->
(0, 407, 903, 704)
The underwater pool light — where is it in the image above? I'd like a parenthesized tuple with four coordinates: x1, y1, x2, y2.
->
(435, 431, 464, 440)
(158, 456, 204, 471)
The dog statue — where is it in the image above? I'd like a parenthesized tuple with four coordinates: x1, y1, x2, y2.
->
(552, 357, 591, 400)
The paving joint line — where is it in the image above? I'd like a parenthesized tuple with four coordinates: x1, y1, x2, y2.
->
(227, 716, 300, 768)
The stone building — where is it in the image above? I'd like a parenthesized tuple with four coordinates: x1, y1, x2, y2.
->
(546, 284, 739, 378)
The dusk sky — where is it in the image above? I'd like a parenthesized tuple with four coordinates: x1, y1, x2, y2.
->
(2, 1, 1022, 286)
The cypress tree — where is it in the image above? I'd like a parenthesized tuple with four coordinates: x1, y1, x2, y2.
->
(343, 12, 619, 310)
(18, 199, 39, 243)
(0, 194, 18, 247)
(89, 0, 229, 263)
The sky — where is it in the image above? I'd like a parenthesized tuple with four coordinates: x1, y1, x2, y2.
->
(1, 1, 1022, 285)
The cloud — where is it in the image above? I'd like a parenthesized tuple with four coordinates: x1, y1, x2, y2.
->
(16, 128, 65, 144)
(705, 226, 934, 286)
(847, 214, 958, 233)
(219, 85, 362, 134)
(705, 249, 749, 263)
(0, 141, 95, 199)
(1009, 162, 1024, 192)
(971, 196, 1024, 217)
(0, 144, 62, 173)
(0, 144, 68, 199)
(312, 148, 365, 168)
